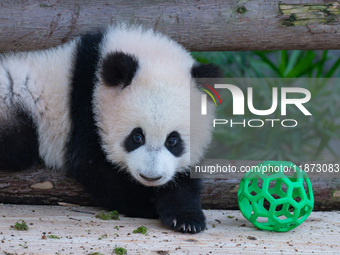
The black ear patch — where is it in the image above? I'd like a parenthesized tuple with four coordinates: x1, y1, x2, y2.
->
(191, 63, 223, 78)
(100, 51, 139, 88)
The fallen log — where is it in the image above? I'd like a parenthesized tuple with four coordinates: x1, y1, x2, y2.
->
(0, 164, 339, 211)
(1, 1, 340, 52)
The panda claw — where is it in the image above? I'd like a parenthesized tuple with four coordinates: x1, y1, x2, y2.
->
(172, 218, 177, 227)
(160, 210, 205, 233)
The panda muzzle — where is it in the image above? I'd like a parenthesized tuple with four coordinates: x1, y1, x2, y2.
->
(139, 174, 162, 182)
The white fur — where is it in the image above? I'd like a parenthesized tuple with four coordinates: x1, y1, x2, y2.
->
(94, 25, 214, 186)
(126, 146, 177, 186)
(0, 40, 77, 169)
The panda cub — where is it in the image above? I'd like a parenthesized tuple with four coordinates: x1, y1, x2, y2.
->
(0, 25, 220, 233)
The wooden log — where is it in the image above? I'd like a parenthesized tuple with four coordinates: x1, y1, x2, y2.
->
(0, 166, 92, 206)
(0, 164, 339, 211)
(2, 0, 340, 52)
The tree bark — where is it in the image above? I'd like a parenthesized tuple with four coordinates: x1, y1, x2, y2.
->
(1, 1, 340, 52)
(0, 164, 339, 211)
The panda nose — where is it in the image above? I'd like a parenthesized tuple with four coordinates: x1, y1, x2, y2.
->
(139, 174, 162, 182)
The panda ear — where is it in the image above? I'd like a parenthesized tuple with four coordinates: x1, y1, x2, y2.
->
(191, 63, 223, 79)
(100, 51, 139, 88)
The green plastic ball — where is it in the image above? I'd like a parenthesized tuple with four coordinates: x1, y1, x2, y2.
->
(237, 161, 314, 232)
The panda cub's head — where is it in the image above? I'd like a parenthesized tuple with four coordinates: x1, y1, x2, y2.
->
(93, 25, 220, 186)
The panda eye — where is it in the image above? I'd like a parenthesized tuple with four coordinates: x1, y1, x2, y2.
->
(124, 128, 145, 152)
(166, 137, 178, 147)
(133, 133, 144, 144)
(165, 131, 184, 157)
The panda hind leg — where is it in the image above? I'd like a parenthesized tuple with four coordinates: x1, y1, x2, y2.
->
(0, 109, 40, 171)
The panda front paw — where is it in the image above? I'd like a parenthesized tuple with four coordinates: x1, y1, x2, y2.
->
(160, 210, 206, 234)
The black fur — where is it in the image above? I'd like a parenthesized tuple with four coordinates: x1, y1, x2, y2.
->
(191, 63, 223, 78)
(124, 127, 145, 152)
(165, 131, 184, 157)
(100, 51, 139, 88)
(0, 109, 40, 170)
(66, 32, 105, 174)
(156, 174, 205, 233)
(66, 32, 206, 233)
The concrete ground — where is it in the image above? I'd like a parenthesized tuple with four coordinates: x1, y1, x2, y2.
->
(0, 204, 339, 254)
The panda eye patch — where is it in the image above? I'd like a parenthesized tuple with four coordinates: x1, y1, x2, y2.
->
(165, 131, 184, 157)
(124, 128, 145, 152)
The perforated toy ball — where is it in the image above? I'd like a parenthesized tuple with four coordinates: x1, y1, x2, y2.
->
(237, 161, 314, 232)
